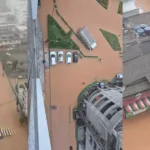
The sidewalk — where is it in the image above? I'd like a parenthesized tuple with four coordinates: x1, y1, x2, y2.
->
(0, 64, 27, 150)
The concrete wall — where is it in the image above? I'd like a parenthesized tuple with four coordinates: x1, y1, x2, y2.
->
(123, 8, 140, 18)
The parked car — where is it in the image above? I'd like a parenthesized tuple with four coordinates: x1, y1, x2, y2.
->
(58, 51, 64, 63)
(50, 51, 57, 65)
(73, 52, 78, 63)
(99, 82, 105, 89)
(66, 52, 72, 64)
(116, 73, 123, 79)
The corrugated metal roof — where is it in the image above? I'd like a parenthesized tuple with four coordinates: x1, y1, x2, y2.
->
(79, 27, 95, 46)
(124, 79, 150, 97)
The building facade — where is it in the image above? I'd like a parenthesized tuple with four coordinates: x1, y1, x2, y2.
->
(75, 85, 123, 150)
(13, 0, 28, 25)
(0, 6, 17, 47)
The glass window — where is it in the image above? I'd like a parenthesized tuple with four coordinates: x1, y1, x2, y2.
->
(89, 135, 92, 144)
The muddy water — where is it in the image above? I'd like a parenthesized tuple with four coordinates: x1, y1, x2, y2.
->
(39, 0, 122, 150)
(123, 111, 150, 150)
(0, 64, 27, 150)
(135, 0, 150, 12)
(123, 1, 150, 150)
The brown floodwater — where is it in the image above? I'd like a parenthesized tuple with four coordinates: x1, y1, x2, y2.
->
(39, 0, 122, 150)
(123, 1, 150, 150)
(135, 0, 150, 12)
(123, 111, 150, 150)
(0, 64, 27, 150)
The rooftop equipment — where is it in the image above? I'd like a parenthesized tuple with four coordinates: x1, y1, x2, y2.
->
(136, 28, 145, 36)
(144, 26, 150, 35)
(139, 24, 148, 29)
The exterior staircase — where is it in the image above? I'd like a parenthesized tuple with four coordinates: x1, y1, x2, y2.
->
(0, 127, 15, 139)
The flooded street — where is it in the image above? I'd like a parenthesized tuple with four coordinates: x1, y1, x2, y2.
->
(123, 1, 150, 150)
(39, 0, 122, 150)
(0, 64, 27, 150)
(123, 111, 150, 150)
(136, 0, 150, 12)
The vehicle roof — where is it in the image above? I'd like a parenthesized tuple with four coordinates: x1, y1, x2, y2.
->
(58, 51, 63, 54)
(50, 51, 56, 54)
(66, 52, 71, 54)
(73, 52, 78, 54)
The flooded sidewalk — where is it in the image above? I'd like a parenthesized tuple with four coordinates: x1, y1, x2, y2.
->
(0, 63, 27, 150)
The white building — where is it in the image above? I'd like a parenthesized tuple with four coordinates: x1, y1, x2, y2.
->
(13, 0, 27, 25)
(122, 0, 144, 18)
(0, 6, 16, 45)
(75, 85, 123, 150)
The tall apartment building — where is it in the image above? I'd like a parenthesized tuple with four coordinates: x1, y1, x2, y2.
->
(75, 85, 123, 150)
(0, 5, 16, 46)
(13, 0, 27, 25)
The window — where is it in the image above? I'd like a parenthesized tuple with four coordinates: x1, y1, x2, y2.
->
(106, 107, 122, 120)
(100, 102, 114, 114)
(91, 98, 97, 104)
(93, 141, 97, 150)
(95, 97, 108, 108)
(89, 135, 92, 144)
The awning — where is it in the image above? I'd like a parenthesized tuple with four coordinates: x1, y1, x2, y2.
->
(131, 103, 139, 111)
(137, 101, 145, 109)
(125, 105, 133, 113)
(144, 99, 150, 106)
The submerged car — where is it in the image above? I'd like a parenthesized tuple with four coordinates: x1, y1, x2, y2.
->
(58, 51, 64, 63)
(50, 51, 57, 65)
(73, 52, 78, 63)
(66, 52, 72, 64)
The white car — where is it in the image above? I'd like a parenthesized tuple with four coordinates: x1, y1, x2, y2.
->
(66, 52, 72, 64)
(58, 51, 64, 63)
(50, 51, 57, 65)
(116, 73, 123, 79)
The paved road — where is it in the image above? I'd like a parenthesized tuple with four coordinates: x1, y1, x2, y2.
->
(0, 63, 27, 150)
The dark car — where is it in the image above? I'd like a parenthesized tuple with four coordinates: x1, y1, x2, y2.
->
(73, 52, 78, 63)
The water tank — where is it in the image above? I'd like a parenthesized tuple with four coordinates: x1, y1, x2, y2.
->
(139, 24, 148, 29)
(144, 26, 150, 35)
(136, 28, 145, 36)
